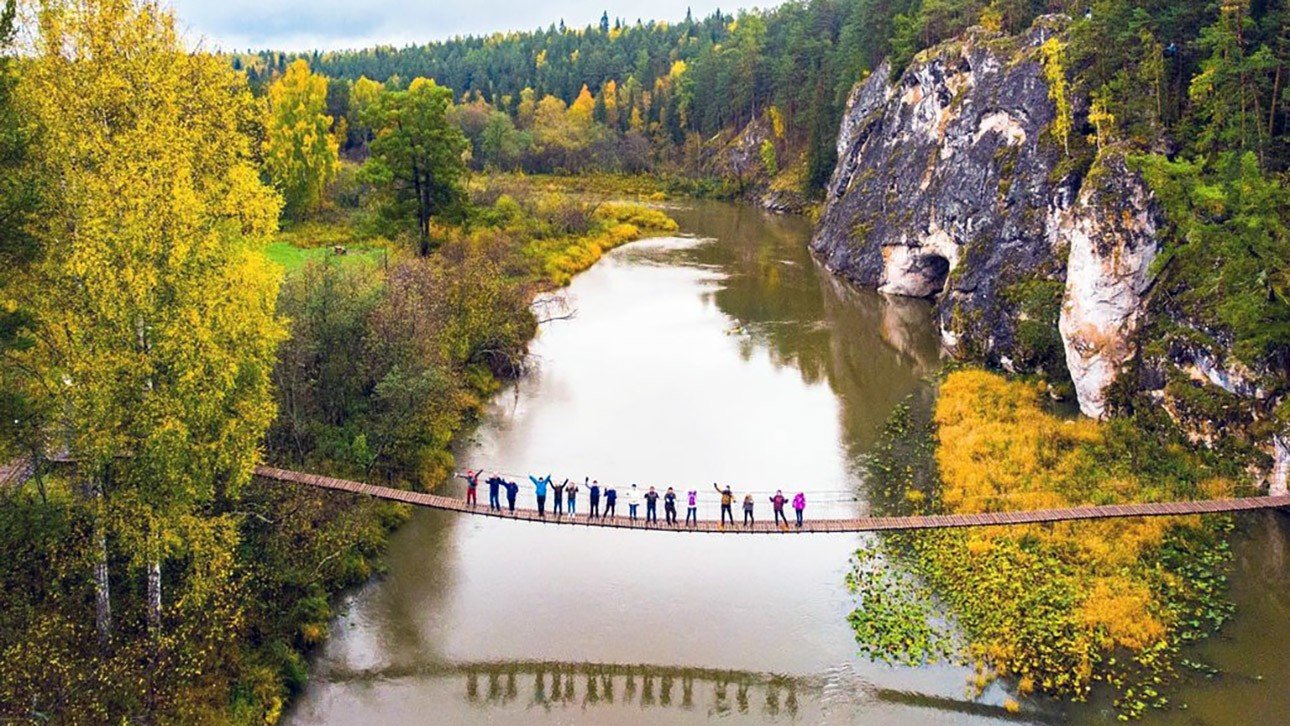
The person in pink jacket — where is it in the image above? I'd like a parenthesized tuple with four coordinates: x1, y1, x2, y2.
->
(792, 492, 806, 528)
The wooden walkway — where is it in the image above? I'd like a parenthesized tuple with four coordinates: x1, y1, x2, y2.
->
(254, 466, 1290, 534)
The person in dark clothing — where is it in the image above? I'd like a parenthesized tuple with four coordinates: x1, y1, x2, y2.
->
(714, 483, 735, 527)
(604, 483, 618, 518)
(588, 479, 601, 518)
(505, 480, 519, 513)
(770, 490, 789, 528)
(552, 478, 567, 515)
(663, 487, 677, 526)
(644, 486, 660, 524)
(529, 474, 551, 517)
(487, 476, 504, 511)
(461, 469, 482, 507)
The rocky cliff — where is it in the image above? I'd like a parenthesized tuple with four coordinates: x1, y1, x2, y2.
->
(813, 18, 1076, 374)
(811, 16, 1287, 488)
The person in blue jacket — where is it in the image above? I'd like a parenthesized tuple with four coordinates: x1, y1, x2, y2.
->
(604, 483, 618, 518)
(588, 479, 601, 518)
(529, 474, 552, 517)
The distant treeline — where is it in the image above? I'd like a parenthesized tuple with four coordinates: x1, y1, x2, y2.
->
(235, 1, 1288, 191)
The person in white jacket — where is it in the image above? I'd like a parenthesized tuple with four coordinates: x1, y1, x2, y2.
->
(626, 484, 643, 521)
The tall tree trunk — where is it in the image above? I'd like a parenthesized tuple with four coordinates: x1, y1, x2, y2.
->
(89, 476, 112, 645)
(146, 555, 161, 634)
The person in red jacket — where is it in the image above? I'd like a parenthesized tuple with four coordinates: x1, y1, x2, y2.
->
(460, 469, 482, 507)
(769, 490, 789, 528)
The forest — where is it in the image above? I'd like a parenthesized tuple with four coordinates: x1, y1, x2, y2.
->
(240, 0, 1289, 191)
(0, 0, 1286, 722)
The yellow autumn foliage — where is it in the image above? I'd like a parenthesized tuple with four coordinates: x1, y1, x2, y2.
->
(910, 369, 1240, 702)
(935, 369, 1200, 569)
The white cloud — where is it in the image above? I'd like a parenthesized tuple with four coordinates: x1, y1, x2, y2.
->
(168, 0, 767, 52)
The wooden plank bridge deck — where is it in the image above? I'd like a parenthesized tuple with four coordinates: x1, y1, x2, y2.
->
(253, 466, 1290, 534)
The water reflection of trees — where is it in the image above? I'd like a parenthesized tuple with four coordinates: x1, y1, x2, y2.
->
(670, 202, 943, 464)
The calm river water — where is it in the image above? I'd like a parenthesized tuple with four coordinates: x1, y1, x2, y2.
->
(289, 201, 1290, 725)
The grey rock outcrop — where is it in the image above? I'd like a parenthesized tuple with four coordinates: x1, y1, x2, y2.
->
(812, 19, 1075, 364)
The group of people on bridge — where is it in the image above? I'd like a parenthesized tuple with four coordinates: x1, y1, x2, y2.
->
(459, 471, 808, 529)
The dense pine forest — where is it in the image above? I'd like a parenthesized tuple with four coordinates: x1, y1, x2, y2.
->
(0, 0, 1287, 722)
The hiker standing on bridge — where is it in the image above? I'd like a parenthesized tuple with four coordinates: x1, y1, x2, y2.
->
(588, 479, 601, 518)
(567, 478, 579, 515)
(743, 493, 755, 527)
(553, 478, 567, 516)
(793, 492, 806, 527)
(645, 486, 660, 524)
(686, 489, 698, 526)
(505, 479, 520, 513)
(487, 475, 504, 511)
(461, 469, 482, 507)
(714, 483, 735, 527)
(664, 487, 677, 526)
(529, 474, 552, 517)
(770, 490, 789, 529)
(604, 483, 618, 518)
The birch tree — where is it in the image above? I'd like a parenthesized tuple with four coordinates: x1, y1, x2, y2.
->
(14, 0, 284, 642)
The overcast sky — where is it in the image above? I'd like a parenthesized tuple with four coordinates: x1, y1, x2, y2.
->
(170, 1, 774, 53)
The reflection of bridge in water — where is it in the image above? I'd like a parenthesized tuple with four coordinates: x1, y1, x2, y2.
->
(255, 466, 1290, 534)
(315, 658, 1050, 722)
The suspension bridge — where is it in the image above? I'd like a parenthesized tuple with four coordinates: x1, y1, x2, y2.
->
(252, 466, 1290, 534)
(4, 457, 1286, 533)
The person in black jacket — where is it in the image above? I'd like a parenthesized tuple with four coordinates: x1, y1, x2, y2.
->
(663, 487, 677, 526)
(505, 480, 519, 513)
(714, 483, 735, 527)
(644, 486, 660, 525)
(588, 479, 601, 518)
(487, 476, 504, 511)
(552, 478, 567, 516)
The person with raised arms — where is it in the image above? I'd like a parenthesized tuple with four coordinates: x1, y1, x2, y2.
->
(460, 469, 482, 507)
(529, 473, 552, 517)
(552, 478, 567, 516)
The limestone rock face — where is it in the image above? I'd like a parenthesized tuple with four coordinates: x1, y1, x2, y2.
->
(1056, 150, 1160, 418)
(811, 18, 1075, 363)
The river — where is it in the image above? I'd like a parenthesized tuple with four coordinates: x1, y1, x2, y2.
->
(288, 201, 1290, 724)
